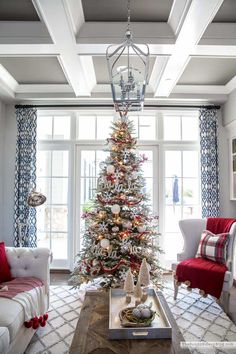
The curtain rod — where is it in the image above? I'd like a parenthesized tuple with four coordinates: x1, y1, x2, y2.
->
(15, 104, 221, 110)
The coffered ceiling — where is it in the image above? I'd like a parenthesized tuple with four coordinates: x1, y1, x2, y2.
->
(0, 0, 236, 105)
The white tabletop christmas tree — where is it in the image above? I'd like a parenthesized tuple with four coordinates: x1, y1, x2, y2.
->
(138, 258, 150, 287)
(124, 268, 134, 293)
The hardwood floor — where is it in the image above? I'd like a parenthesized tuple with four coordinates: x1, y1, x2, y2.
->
(50, 271, 236, 324)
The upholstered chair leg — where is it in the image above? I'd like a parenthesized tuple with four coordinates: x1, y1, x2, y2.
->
(221, 291, 230, 314)
(173, 278, 179, 300)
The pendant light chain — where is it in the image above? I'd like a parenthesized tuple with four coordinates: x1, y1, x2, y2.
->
(127, 0, 131, 31)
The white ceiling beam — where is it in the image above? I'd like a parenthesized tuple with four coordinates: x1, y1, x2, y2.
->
(64, 0, 84, 36)
(0, 64, 17, 99)
(155, 0, 224, 97)
(33, 0, 94, 96)
(0, 44, 59, 56)
(149, 57, 170, 93)
(173, 84, 227, 95)
(78, 22, 175, 44)
(168, 0, 192, 36)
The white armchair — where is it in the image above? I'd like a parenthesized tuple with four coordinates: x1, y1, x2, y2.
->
(171, 219, 236, 314)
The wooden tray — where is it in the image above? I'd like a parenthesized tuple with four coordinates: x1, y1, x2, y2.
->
(109, 288, 172, 340)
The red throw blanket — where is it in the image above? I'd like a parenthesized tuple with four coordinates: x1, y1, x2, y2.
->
(176, 258, 227, 298)
(0, 277, 43, 298)
(176, 218, 236, 298)
(206, 217, 236, 234)
(0, 277, 48, 329)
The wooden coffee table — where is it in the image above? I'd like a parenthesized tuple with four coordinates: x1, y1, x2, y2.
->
(70, 291, 191, 354)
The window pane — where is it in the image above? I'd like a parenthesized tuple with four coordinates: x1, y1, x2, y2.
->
(37, 232, 50, 249)
(51, 206, 68, 232)
(139, 151, 153, 177)
(81, 151, 96, 177)
(165, 206, 181, 233)
(37, 116, 52, 140)
(37, 151, 51, 177)
(183, 178, 199, 205)
(52, 151, 68, 177)
(164, 233, 183, 260)
(37, 177, 51, 203)
(53, 116, 70, 140)
(163, 116, 181, 140)
(97, 116, 113, 139)
(165, 177, 181, 205)
(182, 116, 199, 141)
(37, 206, 51, 232)
(52, 178, 68, 204)
(165, 151, 181, 177)
(77, 115, 96, 140)
(80, 177, 97, 205)
(51, 233, 67, 259)
(139, 116, 156, 140)
(183, 151, 199, 177)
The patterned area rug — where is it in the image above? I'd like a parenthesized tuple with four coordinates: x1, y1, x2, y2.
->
(25, 283, 236, 354)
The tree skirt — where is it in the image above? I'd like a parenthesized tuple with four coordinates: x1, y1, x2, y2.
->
(26, 283, 236, 354)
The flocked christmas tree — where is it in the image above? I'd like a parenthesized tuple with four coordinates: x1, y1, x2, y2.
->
(70, 112, 163, 288)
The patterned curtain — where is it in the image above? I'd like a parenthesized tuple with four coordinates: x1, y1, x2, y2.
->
(199, 108, 220, 218)
(13, 108, 37, 247)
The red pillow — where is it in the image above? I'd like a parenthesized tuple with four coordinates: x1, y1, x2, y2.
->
(0, 242, 12, 283)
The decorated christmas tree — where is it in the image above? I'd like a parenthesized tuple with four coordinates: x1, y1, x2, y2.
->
(70, 112, 162, 288)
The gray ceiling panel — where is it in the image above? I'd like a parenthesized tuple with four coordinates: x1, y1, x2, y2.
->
(0, 57, 68, 84)
(0, 0, 40, 21)
(178, 57, 236, 85)
(82, 0, 173, 22)
(213, 0, 236, 23)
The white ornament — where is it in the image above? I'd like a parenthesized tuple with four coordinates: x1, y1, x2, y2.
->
(132, 171, 138, 179)
(107, 165, 115, 174)
(112, 226, 119, 233)
(140, 308, 152, 319)
(132, 308, 142, 318)
(99, 221, 108, 232)
(137, 225, 146, 233)
(100, 238, 110, 249)
(111, 204, 120, 214)
(123, 220, 132, 229)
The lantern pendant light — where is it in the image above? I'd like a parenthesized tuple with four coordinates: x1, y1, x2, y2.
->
(106, 0, 149, 112)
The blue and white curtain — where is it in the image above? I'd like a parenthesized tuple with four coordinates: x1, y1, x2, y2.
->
(13, 108, 37, 247)
(199, 108, 220, 218)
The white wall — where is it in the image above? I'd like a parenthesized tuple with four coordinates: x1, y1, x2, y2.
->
(2, 105, 17, 246)
(218, 110, 236, 217)
(223, 88, 236, 126)
(0, 101, 6, 241)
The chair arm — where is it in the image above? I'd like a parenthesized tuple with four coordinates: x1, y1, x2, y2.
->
(5, 247, 51, 294)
